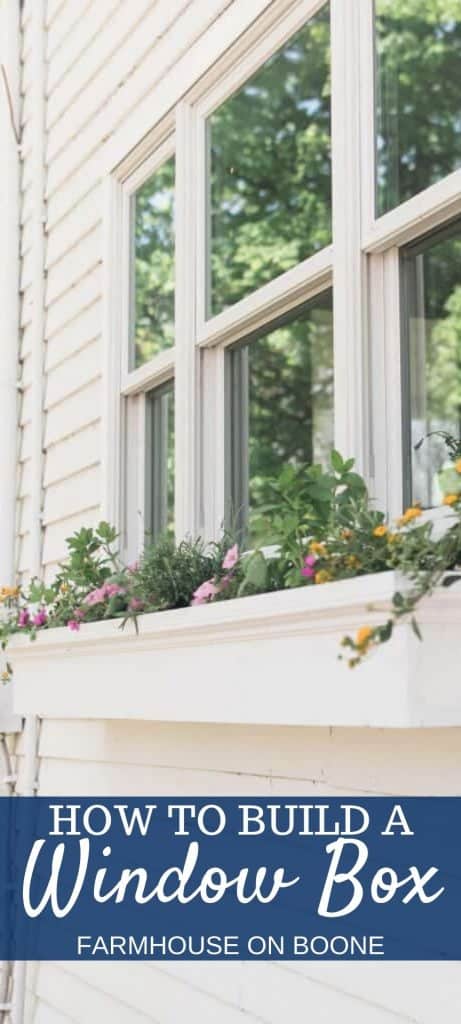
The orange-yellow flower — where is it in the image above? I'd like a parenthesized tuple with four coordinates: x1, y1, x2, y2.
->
(443, 493, 460, 507)
(346, 555, 361, 569)
(310, 541, 327, 557)
(314, 569, 332, 585)
(341, 529, 353, 540)
(397, 506, 422, 527)
(373, 524, 388, 538)
(356, 626, 373, 648)
(455, 459, 461, 474)
(0, 586, 19, 602)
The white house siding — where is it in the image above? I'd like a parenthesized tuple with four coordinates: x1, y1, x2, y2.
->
(13, 720, 461, 1024)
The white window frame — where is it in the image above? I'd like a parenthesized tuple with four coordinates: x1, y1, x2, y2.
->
(102, 0, 461, 563)
(102, 121, 175, 561)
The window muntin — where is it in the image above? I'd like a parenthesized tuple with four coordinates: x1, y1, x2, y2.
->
(375, 0, 461, 216)
(207, 3, 331, 318)
(145, 381, 175, 539)
(401, 220, 461, 508)
(227, 290, 334, 540)
(132, 156, 175, 369)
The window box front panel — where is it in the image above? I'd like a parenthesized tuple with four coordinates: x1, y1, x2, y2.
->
(10, 571, 461, 729)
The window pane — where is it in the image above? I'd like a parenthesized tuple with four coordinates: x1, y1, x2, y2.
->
(402, 221, 461, 508)
(208, 5, 331, 318)
(145, 382, 175, 539)
(227, 291, 334, 540)
(132, 157, 175, 368)
(375, 1, 461, 215)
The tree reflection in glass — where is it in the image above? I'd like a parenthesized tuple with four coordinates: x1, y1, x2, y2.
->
(132, 157, 175, 368)
(208, 4, 331, 317)
(375, 0, 461, 215)
(227, 291, 334, 541)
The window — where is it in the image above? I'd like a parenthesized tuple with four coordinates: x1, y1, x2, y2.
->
(208, 3, 331, 316)
(401, 220, 461, 508)
(115, 137, 176, 558)
(227, 291, 333, 539)
(375, 0, 461, 215)
(105, 0, 461, 555)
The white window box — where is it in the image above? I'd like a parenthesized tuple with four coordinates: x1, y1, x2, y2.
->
(9, 570, 461, 728)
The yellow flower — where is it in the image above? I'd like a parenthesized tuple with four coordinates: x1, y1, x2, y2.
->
(387, 532, 400, 544)
(60, 582, 69, 594)
(314, 569, 332, 585)
(373, 525, 388, 538)
(1, 671, 10, 683)
(443, 493, 460, 507)
(341, 529, 353, 540)
(356, 626, 373, 648)
(397, 506, 422, 527)
(346, 555, 361, 569)
(0, 586, 19, 601)
(455, 459, 461, 474)
(310, 541, 327, 557)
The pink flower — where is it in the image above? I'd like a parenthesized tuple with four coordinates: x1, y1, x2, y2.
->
(18, 608, 30, 628)
(301, 554, 317, 579)
(83, 587, 105, 606)
(67, 619, 80, 632)
(222, 544, 239, 571)
(191, 579, 218, 606)
(104, 582, 125, 599)
(83, 582, 125, 606)
(32, 609, 47, 627)
(129, 597, 144, 612)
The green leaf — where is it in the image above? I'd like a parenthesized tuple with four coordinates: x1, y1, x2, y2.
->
(239, 551, 268, 595)
(411, 616, 423, 641)
(330, 449, 344, 472)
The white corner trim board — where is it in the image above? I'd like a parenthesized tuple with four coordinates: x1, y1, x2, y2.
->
(10, 571, 461, 728)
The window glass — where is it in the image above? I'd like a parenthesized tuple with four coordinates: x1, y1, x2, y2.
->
(227, 291, 334, 540)
(132, 157, 175, 368)
(145, 382, 175, 539)
(208, 4, 331, 317)
(402, 221, 461, 507)
(375, 0, 461, 216)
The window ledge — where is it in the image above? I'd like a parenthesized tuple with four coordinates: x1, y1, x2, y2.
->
(9, 570, 461, 728)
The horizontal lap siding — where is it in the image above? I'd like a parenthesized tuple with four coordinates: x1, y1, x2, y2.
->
(18, 0, 242, 580)
(15, 721, 461, 1024)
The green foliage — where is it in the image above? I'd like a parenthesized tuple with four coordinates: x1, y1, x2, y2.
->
(131, 534, 234, 612)
(1, 445, 461, 682)
(248, 450, 368, 587)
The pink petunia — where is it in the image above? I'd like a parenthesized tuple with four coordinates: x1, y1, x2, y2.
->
(129, 597, 144, 612)
(191, 579, 218, 606)
(104, 582, 125, 599)
(301, 553, 317, 579)
(18, 608, 30, 628)
(32, 609, 47, 627)
(67, 619, 81, 632)
(222, 544, 239, 571)
(83, 587, 105, 606)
